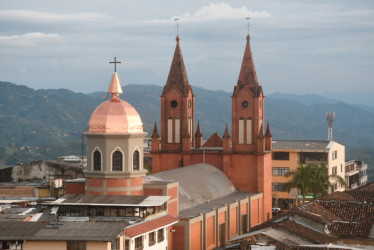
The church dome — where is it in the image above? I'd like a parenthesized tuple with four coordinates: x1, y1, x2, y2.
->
(88, 73, 143, 134)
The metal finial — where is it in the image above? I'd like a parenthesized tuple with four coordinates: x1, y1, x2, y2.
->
(174, 17, 181, 36)
(246, 17, 251, 35)
(110, 57, 121, 72)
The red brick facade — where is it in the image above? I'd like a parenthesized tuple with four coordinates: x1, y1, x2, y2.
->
(152, 35, 273, 226)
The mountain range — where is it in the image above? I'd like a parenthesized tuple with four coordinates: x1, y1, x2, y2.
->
(1, 81, 374, 175)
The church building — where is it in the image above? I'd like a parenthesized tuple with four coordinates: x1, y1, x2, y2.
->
(151, 34, 273, 222)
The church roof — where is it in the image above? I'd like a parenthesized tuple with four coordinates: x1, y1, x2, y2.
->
(233, 35, 262, 97)
(203, 132, 223, 147)
(146, 163, 255, 218)
(88, 73, 143, 134)
(162, 36, 193, 96)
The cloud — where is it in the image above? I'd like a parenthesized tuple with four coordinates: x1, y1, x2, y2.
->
(139, 2, 271, 23)
(0, 10, 111, 24)
(0, 32, 63, 48)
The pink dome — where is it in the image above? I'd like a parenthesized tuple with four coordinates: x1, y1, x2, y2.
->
(88, 99, 143, 133)
(88, 72, 143, 134)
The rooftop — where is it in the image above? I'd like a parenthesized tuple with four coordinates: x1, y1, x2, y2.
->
(272, 140, 336, 152)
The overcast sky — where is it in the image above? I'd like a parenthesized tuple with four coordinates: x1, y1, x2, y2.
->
(0, 0, 373, 95)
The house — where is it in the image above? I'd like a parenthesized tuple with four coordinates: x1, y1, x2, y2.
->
(229, 182, 374, 249)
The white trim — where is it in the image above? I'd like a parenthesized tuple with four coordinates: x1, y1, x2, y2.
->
(92, 147, 103, 171)
(110, 147, 125, 172)
(167, 118, 173, 143)
(239, 118, 244, 144)
(246, 118, 252, 144)
(175, 118, 180, 143)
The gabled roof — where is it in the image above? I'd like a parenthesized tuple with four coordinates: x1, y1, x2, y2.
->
(125, 215, 178, 238)
(203, 132, 223, 147)
(162, 36, 192, 97)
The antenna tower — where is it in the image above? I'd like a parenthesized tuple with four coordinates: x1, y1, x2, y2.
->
(326, 112, 335, 141)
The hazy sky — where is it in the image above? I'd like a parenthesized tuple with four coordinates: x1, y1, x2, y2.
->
(0, 0, 373, 95)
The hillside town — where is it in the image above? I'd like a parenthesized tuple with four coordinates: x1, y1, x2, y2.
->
(0, 28, 373, 250)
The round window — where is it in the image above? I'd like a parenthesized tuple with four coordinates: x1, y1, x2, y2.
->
(171, 100, 178, 108)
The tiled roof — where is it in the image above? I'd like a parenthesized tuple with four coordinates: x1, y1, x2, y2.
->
(125, 215, 178, 238)
(0, 221, 46, 240)
(202, 132, 223, 147)
(328, 222, 373, 238)
(318, 201, 374, 223)
(276, 220, 332, 244)
(302, 202, 342, 222)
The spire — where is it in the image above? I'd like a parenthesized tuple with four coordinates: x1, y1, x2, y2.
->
(223, 124, 231, 139)
(259, 123, 264, 137)
(152, 122, 160, 138)
(237, 35, 258, 86)
(195, 121, 202, 137)
(108, 72, 123, 101)
(162, 36, 191, 96)
(265, 121, 272, 137)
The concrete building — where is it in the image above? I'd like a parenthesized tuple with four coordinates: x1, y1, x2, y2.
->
(271, 140, 345, 208)
(345, 159, 368, 190)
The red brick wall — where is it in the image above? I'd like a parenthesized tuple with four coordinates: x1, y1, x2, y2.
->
(230, 154, 258, 192)
(191, 221, 202, 250)
(167, 186, 178, 199)
(230, 207, 237, 236)
(107, 179, 126, 188)
(219, 211, 226, 224)
(241, 203, 248, 215)
(107, 191, 127, 195)
(130, 190, 142, 195)
(168, 200, 178, 217)
(130, 177, 144, 187)
(87, 178, 103, 187)
(206, 216, 215, 249)
(0, 187, 34, 197)
(65, 183, 85, 195)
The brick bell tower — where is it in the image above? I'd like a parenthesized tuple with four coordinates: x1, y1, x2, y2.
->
(160, 36, 195, 152)
(232, 34, 267, 153)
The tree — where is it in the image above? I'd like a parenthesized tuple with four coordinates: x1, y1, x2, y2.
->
(286, 163, 346, 204)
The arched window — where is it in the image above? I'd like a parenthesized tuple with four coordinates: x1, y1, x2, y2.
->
(93, 150, 101, 171)
(112, 151, 123, 171)
(133, 150, 140, 171)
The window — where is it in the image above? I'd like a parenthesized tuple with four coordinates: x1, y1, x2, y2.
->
(239, 118, 244, 144)
(67, 241, 86, 250)
(246, 118, 252, 144)
(332, 166, 337, 175)
(135, 236, 143, 249)
(112, 150, 123, 171)
(272, 183, 287, 192)
(272, 152, 290, 160)
(149, 231, 156, 246)
(93, 150, 101, 171)
(175, 118, 180, 143)
(332, 150, 338, 160)
(111, 239, 119, 250)
(167, 118, 173, 143)
(341, 164, 343, 173)
(272, 167, 290, 176)
(124, 239, 130, 250)
(332, 182, 338, 191)
(133, 150, 140, 170)
(157, 228, 164, 243)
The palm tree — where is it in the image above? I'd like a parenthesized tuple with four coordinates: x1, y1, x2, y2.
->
(286, 163, 346, 204)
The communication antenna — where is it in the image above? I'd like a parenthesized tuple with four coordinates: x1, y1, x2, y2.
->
(326, 112, 335, 141)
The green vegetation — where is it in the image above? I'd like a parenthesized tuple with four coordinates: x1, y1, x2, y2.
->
(0, 80, 374, 181)
(286, 163, 346, 204)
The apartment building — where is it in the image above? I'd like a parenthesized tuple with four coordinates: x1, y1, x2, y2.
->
(271, 140, 345, 208)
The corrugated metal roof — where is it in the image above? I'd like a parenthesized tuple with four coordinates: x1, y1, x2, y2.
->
(272, 140, 332, 152)
(0, 221, 127, 242)
(50, 194, 170, 207)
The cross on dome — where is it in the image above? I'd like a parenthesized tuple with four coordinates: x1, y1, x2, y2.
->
(110, 57, 121, 72)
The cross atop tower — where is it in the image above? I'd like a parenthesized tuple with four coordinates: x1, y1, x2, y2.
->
(246, 17, 251, 35)
(174, 17, 181, 36)
(110, 57, 121, 72)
